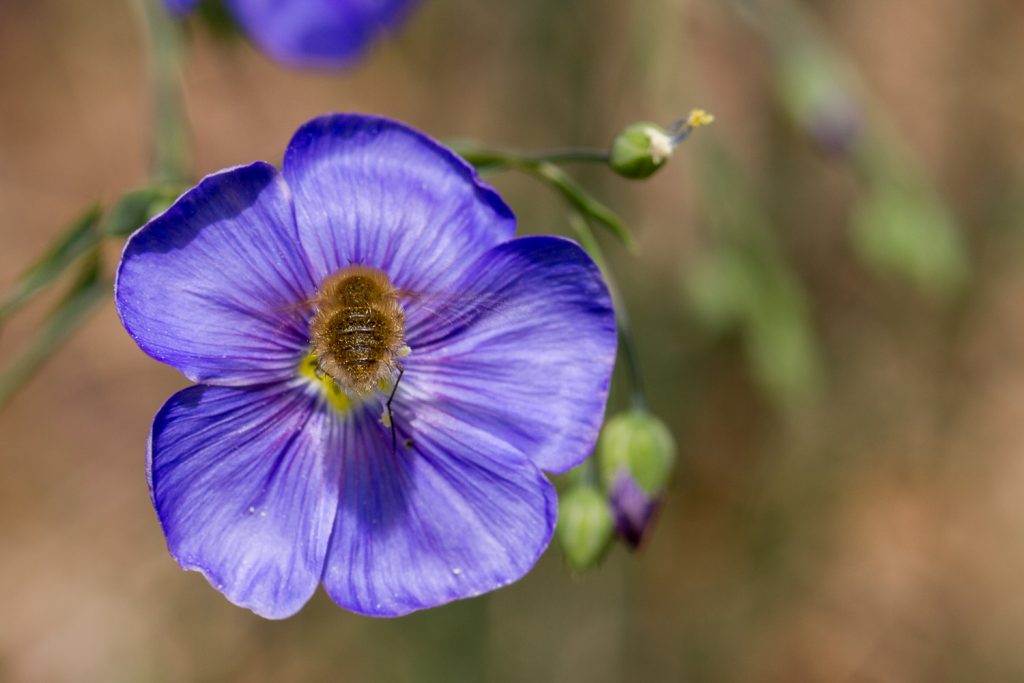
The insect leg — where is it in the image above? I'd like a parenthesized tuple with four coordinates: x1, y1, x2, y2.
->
(386, 366, 405, 454)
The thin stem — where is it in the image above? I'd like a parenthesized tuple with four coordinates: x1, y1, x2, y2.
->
(568, 215, 647, 412)
(136, 0, 190, 185)
(617, 326, 647, 412)
(494, 157, 636, 248)
(448, 143, 610, 171)
(533, 148, 611, 164)
(575, 455, 601, 487)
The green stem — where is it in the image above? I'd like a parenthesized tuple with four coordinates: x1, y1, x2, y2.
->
(568, 215, 647, 412)
(448, 143, 610, 170)
(451, 142, 636, 248)
(618, 328, 647, 412)
(137, 0, 190, 184)
(575, 455, 601, 487)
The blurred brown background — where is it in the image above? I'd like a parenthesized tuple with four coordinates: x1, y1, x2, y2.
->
(2, 0, 1024, 680)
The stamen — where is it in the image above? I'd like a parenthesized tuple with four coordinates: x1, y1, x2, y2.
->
(299, 351, 351, 414)
(669, 108, 716, 145)
(687, 109, 715, 128)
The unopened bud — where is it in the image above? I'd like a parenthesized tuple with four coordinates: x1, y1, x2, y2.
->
(598, 411, 677, 547)
(608, 473, 660, 548)
(609, 110, 714, 180)
(557, 484, 615, 571)
(610, 122, 673, 179)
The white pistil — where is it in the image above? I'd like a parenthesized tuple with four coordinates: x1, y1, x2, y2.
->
(644, 126, 676, 164)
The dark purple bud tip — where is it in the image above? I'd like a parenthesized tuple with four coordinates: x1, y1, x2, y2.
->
(609, 472, 661, 549)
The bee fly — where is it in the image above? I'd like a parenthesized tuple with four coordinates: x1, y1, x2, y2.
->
(308, 265, 411, 452)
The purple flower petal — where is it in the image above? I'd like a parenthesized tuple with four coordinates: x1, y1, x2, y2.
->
(116, 162, 317, 385)
(401, 236, 617, 474)
(227, 0, 417, 68)
(609, 473, 660, 549)
(149, 382, 341, 619)
(283, 114, 515, 293)
(321, 408, 556, 616)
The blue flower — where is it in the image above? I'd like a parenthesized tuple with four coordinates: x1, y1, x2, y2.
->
(167, 0, 417, 68)
(115, 114, 617, 618)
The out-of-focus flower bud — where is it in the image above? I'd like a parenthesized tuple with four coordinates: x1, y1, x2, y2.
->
(610, 122, 674, 179)
(806, 93, 861, 157)
(557, 484, 615, 572)
(609, 110, 714, 179)
(776, 49, 862, 157)
(598, 411, 677, 548)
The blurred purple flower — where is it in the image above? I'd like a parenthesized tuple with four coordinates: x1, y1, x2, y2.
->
(115, 113, 616, 618)
(807, 93, 861, 157)
(167, 0, 417, 68)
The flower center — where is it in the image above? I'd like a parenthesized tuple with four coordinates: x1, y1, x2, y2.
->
(308, 265, 407, 395)
(299, 351, 350, 413)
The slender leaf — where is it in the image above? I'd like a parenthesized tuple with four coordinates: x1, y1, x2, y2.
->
(105, 185, 182, 237)
(685, 140, 825, 408)
(0, 206, 102, 320)
(530, 162, 636, 249)
(0, 257, 109, 411)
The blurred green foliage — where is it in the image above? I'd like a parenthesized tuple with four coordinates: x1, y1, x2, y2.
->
(684, 141, 825, 408)
(851, 176, 969, 299)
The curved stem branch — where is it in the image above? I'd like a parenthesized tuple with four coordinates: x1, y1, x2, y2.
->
(448, 143, 610, 170)
(568, 215, 647, 412)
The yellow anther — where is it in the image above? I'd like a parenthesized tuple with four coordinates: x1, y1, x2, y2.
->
(687, 109, 715, 128)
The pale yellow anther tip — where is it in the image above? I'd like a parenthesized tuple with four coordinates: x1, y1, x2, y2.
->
(687, 109, 715, 128)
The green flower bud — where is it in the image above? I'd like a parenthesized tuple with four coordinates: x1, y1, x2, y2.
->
(598, 411, 677, 496)
(599, 411, 677, 548)
(609, 110, 714, 180)
(557, 484, 615, 572)
(609, 122, 674, 179)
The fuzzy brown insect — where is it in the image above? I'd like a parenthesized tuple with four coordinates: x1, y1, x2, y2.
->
(309, 265, 407, 395)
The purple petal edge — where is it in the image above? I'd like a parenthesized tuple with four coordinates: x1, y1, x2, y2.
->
(149, 383, 341, 619)
(283, 113, 515, 293)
